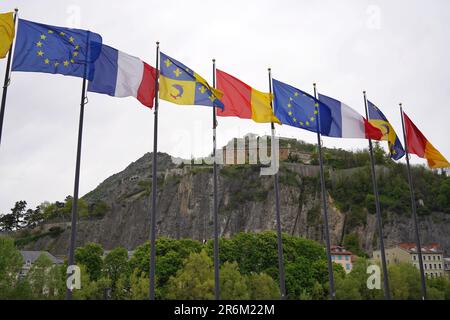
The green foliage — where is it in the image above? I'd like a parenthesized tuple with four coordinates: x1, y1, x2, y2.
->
(73, 265, 111, 300)
(103, 247, 130, 291)
(342, 233, 367, 258)
(389, 262, 421, 300)
(166, 250, 215, 300)
(206, 231, 328, 299)
(0, 237, 24, 298)
(220, 261, 250, 300)
(330, 162, 450, 243)
(246, 272, 280, 300)
(0, 201, 28, 231)
(26, 253, 64, 299)
(38, 196, 110, 222)
(90, 200, 110, 218)
(75, 243, 104, 281)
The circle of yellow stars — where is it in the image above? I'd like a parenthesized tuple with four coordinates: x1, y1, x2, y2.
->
(35, 29, 80, 68)
(287, 91, 319, 127)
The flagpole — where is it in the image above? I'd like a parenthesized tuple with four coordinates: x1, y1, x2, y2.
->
(363, 91, 391, 300)
(212, 59, 220, 300)
(399, 103, 427, 300)
(149, 41, 160, 300)
(267, 68, 286, 300)
(0, 8, 18, 148)
(313, 83, 335, 300)
(212, 58, 220, 300)
(66, 30, 91, 301)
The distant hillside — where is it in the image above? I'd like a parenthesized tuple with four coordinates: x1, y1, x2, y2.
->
(10, 136, 450, 256)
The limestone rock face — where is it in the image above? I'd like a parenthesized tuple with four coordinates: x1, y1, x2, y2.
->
(23, 152, 450, 256)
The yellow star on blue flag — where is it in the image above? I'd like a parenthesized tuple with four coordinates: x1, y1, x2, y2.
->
(12, 19, 102, 80)
(159, 52, 224, 109)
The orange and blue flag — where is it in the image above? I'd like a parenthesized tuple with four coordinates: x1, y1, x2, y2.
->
(12, 19, 102, 80)
(367, 100, 405, 160)
(159, 52, 224, 109)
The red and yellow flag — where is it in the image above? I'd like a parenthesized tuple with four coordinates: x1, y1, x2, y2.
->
(0, 12, 15, 58)
(403, 112, 450, 168)
(216, 69, 280, 124)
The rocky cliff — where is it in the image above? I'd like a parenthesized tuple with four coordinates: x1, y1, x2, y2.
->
(23, 150, 450, 256)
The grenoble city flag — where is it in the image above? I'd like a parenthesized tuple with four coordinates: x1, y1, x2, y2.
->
(217, 69, 280, 124)
(367, 100, 405, 160)
(403, 112, 450, 168)
(272, 79, 332, 133)
(12, 19, 102, 80)
(159, 52, 224, 109)
(88, 44, 157, 108)
(0, 12, 15, 58)
(318, 93, 382, 140)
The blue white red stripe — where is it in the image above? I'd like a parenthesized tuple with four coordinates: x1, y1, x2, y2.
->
(318, 93, 382, 140)
(88, 44, 157, 108)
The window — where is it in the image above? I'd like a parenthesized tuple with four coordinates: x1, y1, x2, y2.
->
(433, 256, 436, 261)
(439, 264, 442, 269)
(345, 256, 349, 261)
(338, 255, 342, 260)
(424, 264, 427, 269)
(434, 264, 437, 269)
(438, 256, 441, 261)
(413, 255, 417, 261)
(346, 264, 351, 270)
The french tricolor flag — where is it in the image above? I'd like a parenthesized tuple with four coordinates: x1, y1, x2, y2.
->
(88, 44, 157, 108)
(318, 94, 382, 140)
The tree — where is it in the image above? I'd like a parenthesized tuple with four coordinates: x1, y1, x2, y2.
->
(388, 263, 421, 300)
(0, 201, 27, 231)
(129, 270, 149, 300)
(26, 253, 64, 299)
(220, 262, 249, 300)
(166, 250, 214, 300)
(73, 265, 111, 300)
(335, 274, 362, 300)
(246, 273, 279, 300)
(23, 206, 44, 229)
(103, 247, 130, 291)
(75, 243, 104, 281)
(0, 214, 15, 232)
(0, 237, 24, 298)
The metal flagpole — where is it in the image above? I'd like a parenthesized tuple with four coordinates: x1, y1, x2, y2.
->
(0, 8, 19, 148)
(149, 41, 160, 300)
(399, 103, 427, 300)
(212, 58, 220, 300)
(267, 68, 286, 300)
(363, 91, 391, 300)
(66, 30, 91, 300)
(313, 83, 335, 300)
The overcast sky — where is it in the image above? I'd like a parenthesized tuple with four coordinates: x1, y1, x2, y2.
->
(0, 0, 449, 213)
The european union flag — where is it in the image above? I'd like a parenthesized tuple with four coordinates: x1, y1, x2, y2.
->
(12, 19, 102, 80)
(368, 100, 405, 160)
(273, 79, 332, 134)
(159, 52, 224, 109)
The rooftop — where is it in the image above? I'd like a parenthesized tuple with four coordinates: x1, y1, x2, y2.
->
(330, 245, 352, 255)
(398, 243, 443, 254)
(20, 251, 64, 265)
